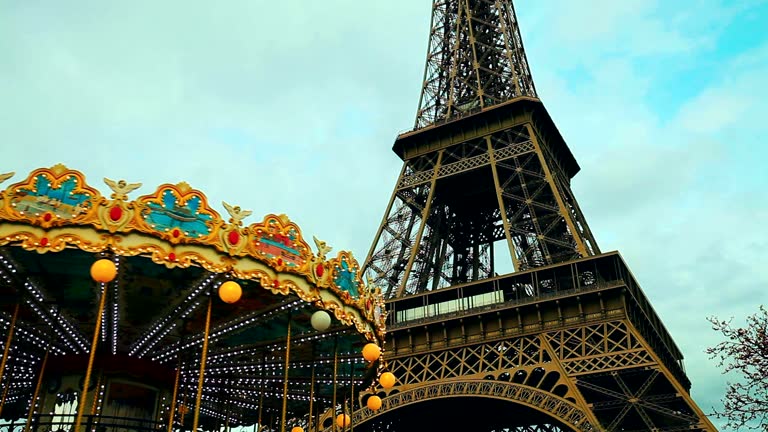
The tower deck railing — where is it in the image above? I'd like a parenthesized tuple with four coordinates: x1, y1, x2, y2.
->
(387, 278, 624, 330)
(385, 251, 691, 390)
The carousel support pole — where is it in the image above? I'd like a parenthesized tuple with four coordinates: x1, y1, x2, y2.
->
(342, 392, 347, 432)
(0, 302, 20, 417)
(90, 371, 103, 415)
(349, 362, 354, 432)
(166, 353, 183, 432)
(308, 365, 314, 432)
(180, 391, 188, 427)
(257, 364, 265, 431)
(222, 378, 231, 432)
(26, 306, 59, 432)
(0, 369, 13, 415)
(332, 338, 338, 432)
(192, 294, 214, 432)
(74, 281, 110, 432)
(25, 348, 49, 431)
(280, 320, 291, 432)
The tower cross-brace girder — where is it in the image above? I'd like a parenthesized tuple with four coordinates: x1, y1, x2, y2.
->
(415, 0, 537, 129)
(364, 111, 600, 298)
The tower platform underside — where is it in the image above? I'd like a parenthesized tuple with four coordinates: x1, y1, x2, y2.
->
(366, 98, 600, 299)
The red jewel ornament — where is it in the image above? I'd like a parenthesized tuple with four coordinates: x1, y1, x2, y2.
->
(315, 263, 324, 278)
(109, 206, 123, 222)
(40, 238, 49, 247)
(172, 229, 181, 238)
(43, 213, 52, 222)
(168, 253, 177, 261)
(272, 280, 279, 288)
(228, 230, 240, 245)
(277, 258, 283, 267)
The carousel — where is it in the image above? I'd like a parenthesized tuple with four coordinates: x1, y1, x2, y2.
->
(0, 165, 393, 432)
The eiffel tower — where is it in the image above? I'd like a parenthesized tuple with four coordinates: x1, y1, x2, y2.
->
(354, 1, 718, 431)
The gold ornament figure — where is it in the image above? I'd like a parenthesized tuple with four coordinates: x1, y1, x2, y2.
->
(104, 178, 142, 200)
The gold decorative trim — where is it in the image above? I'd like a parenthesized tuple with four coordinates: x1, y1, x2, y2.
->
(0, 165, 387, 342)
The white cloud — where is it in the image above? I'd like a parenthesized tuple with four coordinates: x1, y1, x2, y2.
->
(519, 3, 768, 425)
(0, 1, 766, 429)
(676, 44, 768, 134)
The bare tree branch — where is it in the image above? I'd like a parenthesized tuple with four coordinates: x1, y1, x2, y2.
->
(707, 305, 768, 431)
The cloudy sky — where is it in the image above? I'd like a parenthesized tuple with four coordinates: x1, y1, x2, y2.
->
(1, 0, 767, 428)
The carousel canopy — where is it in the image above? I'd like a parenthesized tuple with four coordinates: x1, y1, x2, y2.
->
(0, 164, 387, 428)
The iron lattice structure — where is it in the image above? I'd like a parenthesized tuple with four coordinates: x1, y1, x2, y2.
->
(359, 0, 717, 431)
(415, 0, 537, 128)
(364, 120, 600, 298)
(365, 0, 598, 299)
(354, 255, 718, 432)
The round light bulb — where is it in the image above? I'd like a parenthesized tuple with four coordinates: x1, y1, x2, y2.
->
(367, 395, 382, 411)
(380, 372, 396, 389)
(336, 414, 351, 428)
(219, 281, 242, 304)
(362, 343, 381, 362)
(311, 310, 332, 331)
(90, 259, 117, 283)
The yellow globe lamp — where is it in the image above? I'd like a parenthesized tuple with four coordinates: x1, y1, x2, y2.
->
(379, 372, 396, 389)
(291, 427, 304, 432)
(362, 343, 381, 362)
(366, 395, 382, 411)
(90, 259, 117, 283)
(336, 414, 351, 428)
(218, 281, 242, 304)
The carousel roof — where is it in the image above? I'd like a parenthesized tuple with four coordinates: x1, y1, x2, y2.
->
(0, 164, 387, 426)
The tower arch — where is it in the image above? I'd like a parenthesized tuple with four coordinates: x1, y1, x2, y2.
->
(328, 380, 598, 432)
